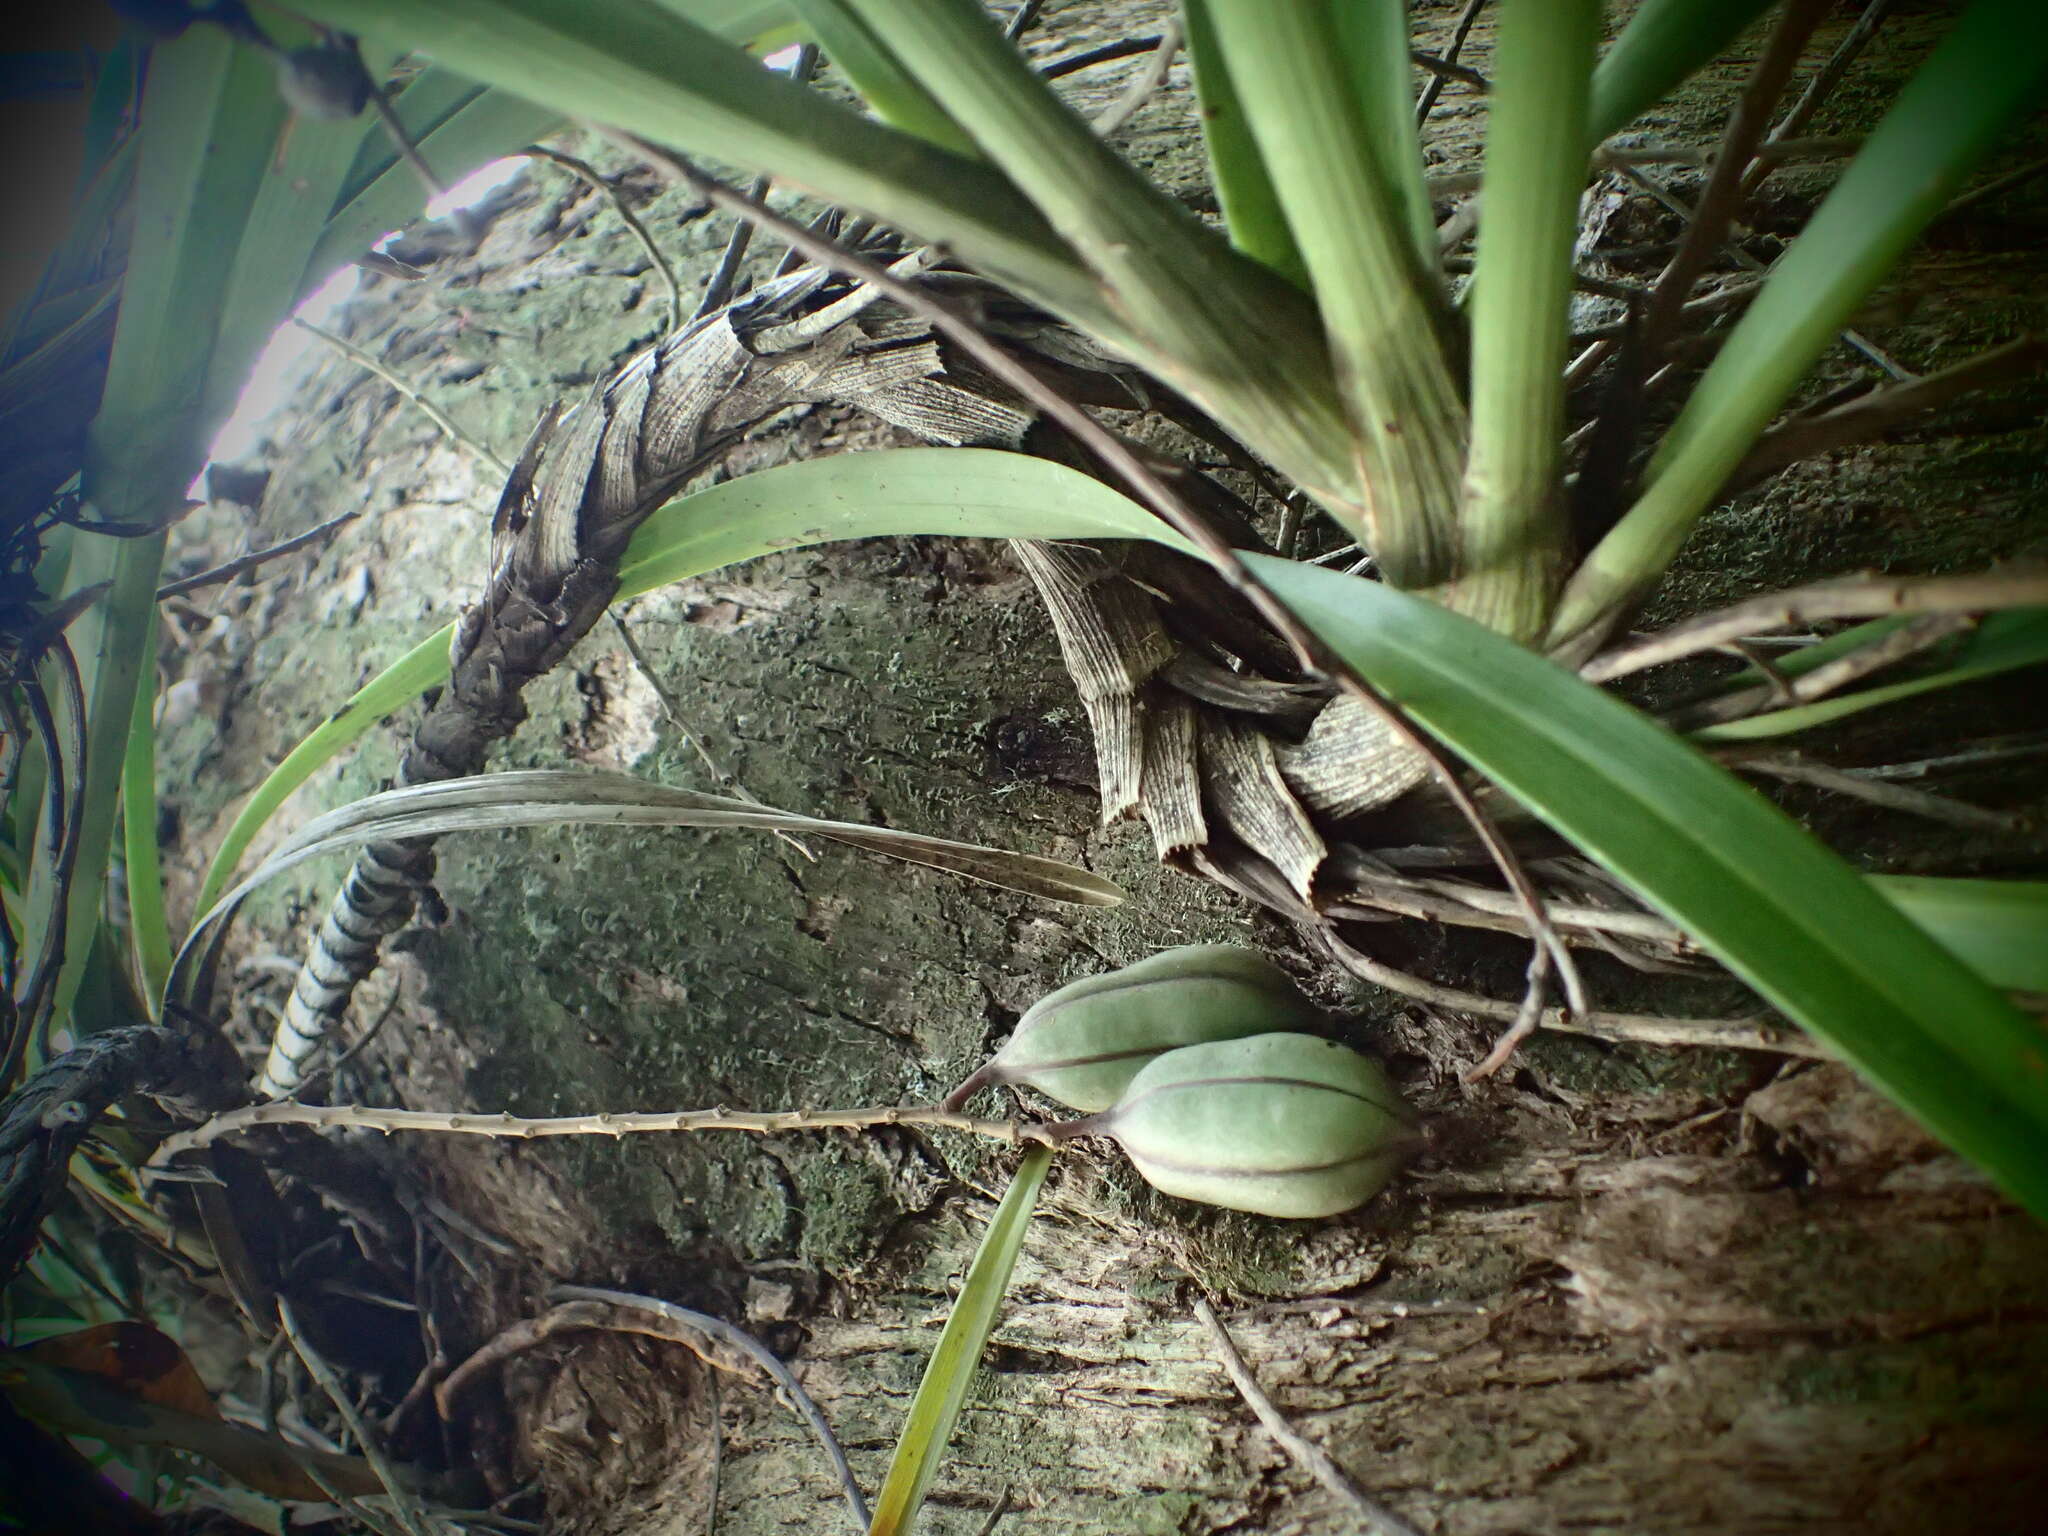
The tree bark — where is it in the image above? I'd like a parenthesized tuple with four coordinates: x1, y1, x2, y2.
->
(150, 4, 2048, 1532)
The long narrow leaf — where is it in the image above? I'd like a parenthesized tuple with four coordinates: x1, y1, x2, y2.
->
(840, 0, 1365, 541)
(192, 448, 1193, 918)
(1203, 0, 1465, 586)
(310, 77, 562, 289)
(867, 1143, 1051, 1536)
(211, 767, 1123, 927)
(791, 0, 975, 151)
(191, 629, 450, 922)
(1180, 0, 1306, 287)
(1251, 553, 2048, 1219)
(208, 35, 398, 424)
(309, 0, 805, 291)
(1330, 0, 1438, 276)
(179, 773, 1116, 1006)
(291, 0, 1102, 323)
(1457, 0, 1597, 639)
(1556, 0, 2048, 646)
(1588, 0, 1777, 143)
(1693, 609, 2048, 741)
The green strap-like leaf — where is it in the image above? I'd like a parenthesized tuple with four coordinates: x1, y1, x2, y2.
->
(309, 78, 563, 302)
(1181, 0, 1306, 287)
(20, 32, 281, 1058)
(1693, 609, 2048, 742)
(1202, 0, 1464, 585)
(1249, 552, 2048, 1220)
(1588, 0, 1777, 144)
(291, 0, 1100, 323)
(1458, 0, 1596, 640)
(1875, 877, 2048, 994)
(867, 1143, 1051, 1536)
(1558, 0, 2048, 645)
(791, 0, 975, 152)
(192, 450, 1191, 920)
(120, 615, 172, 1009)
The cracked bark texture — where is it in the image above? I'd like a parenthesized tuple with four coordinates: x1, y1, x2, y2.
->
(148, 4, 2048, 1533)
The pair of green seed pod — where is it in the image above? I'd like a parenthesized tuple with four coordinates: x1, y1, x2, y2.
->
(954, 946, 1414, 1220)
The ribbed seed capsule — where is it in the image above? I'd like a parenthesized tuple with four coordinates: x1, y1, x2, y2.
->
(952, 945, 1321, 1112)
(1074, 1033, 1413, 1219)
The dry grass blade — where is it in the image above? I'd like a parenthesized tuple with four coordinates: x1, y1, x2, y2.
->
(181, 766, 1122, 1049)
(1582, 572, 2048, 682)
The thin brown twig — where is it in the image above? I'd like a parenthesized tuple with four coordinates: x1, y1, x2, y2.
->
(1004, 0, 1044, 43)
(1416, 0, 1489, 123)
(356, 46, 482, 253)
(974, 1484, 1015, 1536)
(1467, 940, 1554, 1081)
(1319, 928, 1822, 1058)
(1937, 153, 2048, 225)
(1409, 48, 1488, 94)
(1568, 275, 1765, 344)
(524, 144, 684, 333)
(548, 1285, 871, 1534)
(1849, 732, 2048, 781)
(693, 174, 772, 320)
(1192, 1294, 1424, 1536)
(1331, 870, 1688, 944)
(1038, 37, 1161, 81)
(616, 140, 1589, 1083)
(155, 508, 362, 600)
(1607, 136, 1862, 171)
(434, 1301, 751, 1417)
(277, 1296, 435, 1536)
(1731, 753, 2029, 832)
(1726, 335, 2048, 496)
(294, 319, 511, 478)
(1608, 162, 1914, 380)
(1427, 137, 1861, 198)
(1639, 0, 1832, 364)
(692, 47, 819, 320)
(1581, 572, 2048, 683)
(1092, 19, 1181, 138)
(1742, 0, 1895, 199)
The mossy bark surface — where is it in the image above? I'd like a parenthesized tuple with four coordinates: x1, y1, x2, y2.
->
(156, 4, 2048, 1532)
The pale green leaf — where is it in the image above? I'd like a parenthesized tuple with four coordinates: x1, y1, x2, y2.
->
(1558, 0, 2048, 645)
(1694, 609, 2048, 741)
(1251, 553, 2048, 1219)
(192, 449, 1189, 920)
(867, 1144, 1051, 1535)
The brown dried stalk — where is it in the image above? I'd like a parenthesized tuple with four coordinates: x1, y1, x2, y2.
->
(153, 1099, 1039, 1165)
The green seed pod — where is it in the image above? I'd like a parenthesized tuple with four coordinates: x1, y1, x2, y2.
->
(1079, 1032, 1413, 1219)
(952, 945, 1321, 1113)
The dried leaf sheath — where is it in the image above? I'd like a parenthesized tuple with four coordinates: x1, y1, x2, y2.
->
(1008, 539, 1174, 821)
(262, 268, 1032, 1095)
